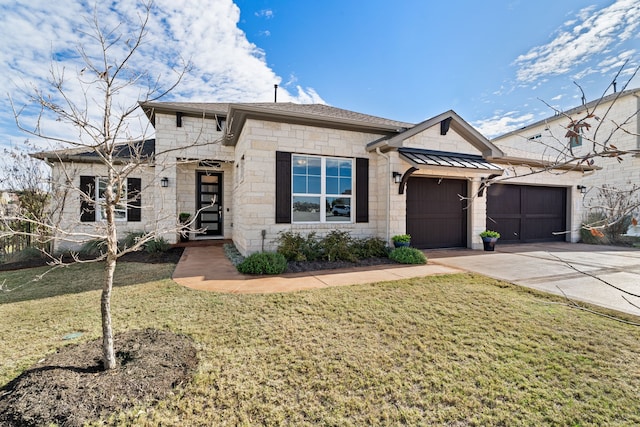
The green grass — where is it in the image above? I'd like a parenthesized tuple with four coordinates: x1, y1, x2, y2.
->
(2, 262, 640, 425)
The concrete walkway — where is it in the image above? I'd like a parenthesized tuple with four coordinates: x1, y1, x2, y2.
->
(172, 242, 640, 317)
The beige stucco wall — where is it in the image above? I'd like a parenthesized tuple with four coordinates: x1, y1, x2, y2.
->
(403, 125, 483, 155)
(48, 162, 156, 252)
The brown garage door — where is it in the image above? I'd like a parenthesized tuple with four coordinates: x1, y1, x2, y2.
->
(406, 177, 467, 249)
(487, 184, 566, 243)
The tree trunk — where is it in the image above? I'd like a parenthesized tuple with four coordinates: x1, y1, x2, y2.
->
(101, 255, 116, 369)
(101, 172, 118, 370)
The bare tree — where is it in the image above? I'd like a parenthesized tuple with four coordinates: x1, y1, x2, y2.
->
(4, 2, 216, 370)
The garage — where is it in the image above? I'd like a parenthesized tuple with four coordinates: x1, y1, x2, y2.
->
(406, 177, 467, 249)
(486, 184, 566, 243)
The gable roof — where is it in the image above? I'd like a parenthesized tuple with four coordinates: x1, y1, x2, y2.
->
(493, 87, 640, 141)
(367, 110, 504, 158)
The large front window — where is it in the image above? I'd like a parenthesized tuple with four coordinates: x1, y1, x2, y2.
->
(96, 177, 127, 221)
(292, 155, 353, 223)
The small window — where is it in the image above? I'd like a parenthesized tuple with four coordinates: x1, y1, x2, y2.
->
(569, 134, 583, 147)
(96, 177, 127, 221)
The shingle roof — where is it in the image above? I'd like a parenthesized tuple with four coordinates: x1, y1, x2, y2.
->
(31, 139, 155, 163)
(493, 87, 640, 141)
(141, 101, 414, 130)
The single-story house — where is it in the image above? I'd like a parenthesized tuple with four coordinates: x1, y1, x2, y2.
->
(35, 101, 593, 255)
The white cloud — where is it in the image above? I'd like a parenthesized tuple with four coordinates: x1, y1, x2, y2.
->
(255, 9, 274, 19)
(551, 94, 563, 101)
(514, 0, 640, 83)
(473, 112, 535, 139)
(0, 0, 324, 151)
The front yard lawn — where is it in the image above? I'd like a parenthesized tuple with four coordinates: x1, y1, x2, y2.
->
(2, 261, 640, 425)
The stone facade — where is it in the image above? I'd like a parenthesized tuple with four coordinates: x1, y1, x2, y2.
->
(493, 89, 640, 235)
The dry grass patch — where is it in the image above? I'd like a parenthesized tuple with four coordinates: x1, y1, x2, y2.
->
(2, 264, 640, 425)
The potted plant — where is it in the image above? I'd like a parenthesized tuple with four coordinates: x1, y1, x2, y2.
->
(179, 213, 191, 242)
(480, 230, 500, 251)
(392, 234, 411, 248)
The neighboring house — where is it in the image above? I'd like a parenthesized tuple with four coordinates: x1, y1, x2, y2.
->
(493, 87, 640, 234)
(34, 102, 592, 255)
(0, 191, 19, 217)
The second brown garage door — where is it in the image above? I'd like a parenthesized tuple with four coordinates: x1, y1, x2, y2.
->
(406, 177, 467, 249)
(487, 184, 566, 243)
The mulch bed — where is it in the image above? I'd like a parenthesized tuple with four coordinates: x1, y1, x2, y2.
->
(286, 256, 398, 273)
(0, 329, 197, 427)
(0, 247, 184, 272)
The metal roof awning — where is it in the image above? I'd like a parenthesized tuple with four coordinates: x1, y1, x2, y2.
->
(398, 147, 502, 172)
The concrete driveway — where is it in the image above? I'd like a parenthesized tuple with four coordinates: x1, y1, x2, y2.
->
(427, 242, 640, 317)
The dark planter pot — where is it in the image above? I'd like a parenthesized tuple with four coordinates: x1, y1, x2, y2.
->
(482, 237, 498, 251)
(180, 229, 189, 242)
(393, 241, 410, 248)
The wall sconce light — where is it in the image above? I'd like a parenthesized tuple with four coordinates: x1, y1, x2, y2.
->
(392, 171, 402, 184)
(160, 177, 169, 188)
(577, 185, 587, 194)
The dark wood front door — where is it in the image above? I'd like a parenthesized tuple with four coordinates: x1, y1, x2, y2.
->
(406, 177, 467, 249)
(197, 172, 223, 236)
(487, 184, 566, 242)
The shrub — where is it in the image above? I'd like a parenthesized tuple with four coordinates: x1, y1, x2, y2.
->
(479, 230, 501, 239)
(144, 237, 171, 253)
(120, 231, 145, 250)
(353, 237, 389, 259)
(389, 247, 427, 264)
(392, 234, 411, 243)
(5, 246, 44, 263)
(223, 243, 244, 266)
(237, 252, 287, 275)
(318, 230, 357, 262)
(79, 239, 108, 257)
(276, 231, 321, 262)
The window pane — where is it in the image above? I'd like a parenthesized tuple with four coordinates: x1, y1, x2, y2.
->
(307, 157, 321, 176)
(326, 177, 339, 195)
(326, 197, 351, 222)
(293, 196, 321, 222)
(326, 159, 339, 177)
(308, 176, 321, 194)
(293, 156, 308, 175)
(339, 178, 352, 195)
(293, 175, 307, 193)
(339, 160, 352, 176)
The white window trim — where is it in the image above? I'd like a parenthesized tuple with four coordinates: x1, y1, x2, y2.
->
(96, 177, 127, 222)
(291, 154, 354, 224)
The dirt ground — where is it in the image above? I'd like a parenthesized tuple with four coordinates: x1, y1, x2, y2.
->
(286, 256, 397, 273)
(0, 329, 198, 427)
(0, 247, 184, 272)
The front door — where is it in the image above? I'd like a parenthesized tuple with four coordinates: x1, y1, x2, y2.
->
(196, 171, 223, 236)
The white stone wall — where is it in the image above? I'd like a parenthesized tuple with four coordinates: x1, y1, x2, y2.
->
(403, 126, 483, 155)
(232, 119, 389, 255)
(153, 112, 235, 243)
(48, 162, 156, 252)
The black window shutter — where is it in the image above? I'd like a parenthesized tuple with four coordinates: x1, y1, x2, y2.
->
(127, 178, 142, 222)
(355, 157, 369, 223)
(275, 151, 292, 224)
(80, 175, 96, 222)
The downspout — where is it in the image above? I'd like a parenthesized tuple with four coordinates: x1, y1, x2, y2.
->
(375, 147, 391, 244)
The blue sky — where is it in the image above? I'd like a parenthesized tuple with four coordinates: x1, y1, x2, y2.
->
(0, 0, 638, 154)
